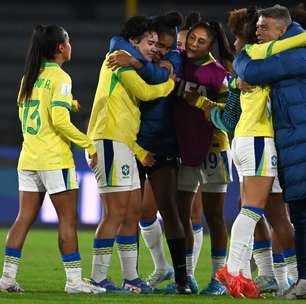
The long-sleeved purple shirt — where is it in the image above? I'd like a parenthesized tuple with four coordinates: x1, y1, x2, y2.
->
(174, 54, 228, 166)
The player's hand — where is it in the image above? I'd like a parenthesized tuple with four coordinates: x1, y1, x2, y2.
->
(236, 77, 255, 92)
(88, 152, 97, 169)
(141, 152, 156, 167)
(159, 60, 173, 72)
(185, 88, 200, 106)
(107, 51, 132, 70)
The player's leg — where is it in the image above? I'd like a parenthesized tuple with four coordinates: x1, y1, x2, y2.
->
(0, 170, 45, 292)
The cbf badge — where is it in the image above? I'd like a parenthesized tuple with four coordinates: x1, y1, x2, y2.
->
(121, 164, 130, 177)
(271, 155, 277, 167)
(61, 83, 71, 96)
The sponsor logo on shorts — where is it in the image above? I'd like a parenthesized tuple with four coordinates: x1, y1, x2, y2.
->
(121, 164, 130, 177)
(271, 155, 277, 167)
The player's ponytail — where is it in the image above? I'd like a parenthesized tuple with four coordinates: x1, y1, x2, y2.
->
(19, 25, 66, 103)
(206, 21, 234, 68)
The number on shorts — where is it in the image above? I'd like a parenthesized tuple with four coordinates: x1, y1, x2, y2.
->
(22, 100, 41, 135)
(203, 152, 218, 169)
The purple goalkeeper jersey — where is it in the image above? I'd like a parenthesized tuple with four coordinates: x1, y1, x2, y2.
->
(174, 54, 228, 166)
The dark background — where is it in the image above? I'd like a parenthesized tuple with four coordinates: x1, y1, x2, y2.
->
(0, 0, 303, 146)
(0, 0, 303, 226)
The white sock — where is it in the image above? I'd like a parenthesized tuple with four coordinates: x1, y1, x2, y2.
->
(253, 241, 274, 277)
(284, 254, 298, 282)
(1, 260, 19, 284)
(91, 238, 114, 283)
(192, 224, 203, 271)
(186, 252, 194, 276)
(1, 248, 21, 284)
(240, 235, 254, 279)
(62, 253, 82, 285)
(211, 247, 227, 278)
(117, 236, 138, 281)
(212, 256, 226, 278)
(273, 253, 289, 288)
(227, 206, 263, 276)
(140, 219, 168, 271)
(274, 264, 290, 289)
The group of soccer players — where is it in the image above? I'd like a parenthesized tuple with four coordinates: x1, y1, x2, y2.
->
(1, 2, 306, 300)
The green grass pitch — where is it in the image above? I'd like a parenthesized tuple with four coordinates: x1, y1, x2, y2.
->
(0, 229, 297, 303)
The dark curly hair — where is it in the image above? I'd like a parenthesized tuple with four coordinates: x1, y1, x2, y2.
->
(227, 6, 259, 44)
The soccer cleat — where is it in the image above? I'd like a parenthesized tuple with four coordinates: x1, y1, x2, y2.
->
(0, 279, 24, 293)
(122, 278, 153, 294)
(187, 275, 199, 294)
(255, 275, 278, 293)
(292, 280, 306, 299)
(216, 266, 243, 298)
(200, 278, 227, 295)
(288, 277, 296, 286)
(146, 266, 174, 287)
(153, 283, 176, 294)
(153, 282, 191, 294)
(239, 273, 262, 298)
(175, 283, 192, 294)
(90, 278, 129, 293)
(283, 283, 297, 299)
(65, 279, 106, 294)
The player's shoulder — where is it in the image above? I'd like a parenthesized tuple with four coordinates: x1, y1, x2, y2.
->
(54, 67, 72, 84)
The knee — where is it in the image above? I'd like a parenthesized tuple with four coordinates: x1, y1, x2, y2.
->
(205, 213, 225, 227)
(125, 207, 142, 225)
(104, 206, 127, 224)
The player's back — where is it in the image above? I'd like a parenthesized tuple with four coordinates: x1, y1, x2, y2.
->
(18, 62, 75, 170)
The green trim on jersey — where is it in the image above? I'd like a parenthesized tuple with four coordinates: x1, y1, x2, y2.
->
(266, 40, 277, 57)
(109, 67, 134, 97)
(51, 101, 71, 111)
(41, 62, 60, 68)
(116, 67, 134, 80)
(109, 74, 118, 97)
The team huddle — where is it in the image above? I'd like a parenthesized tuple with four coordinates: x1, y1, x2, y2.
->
(1, 3, 306, 300)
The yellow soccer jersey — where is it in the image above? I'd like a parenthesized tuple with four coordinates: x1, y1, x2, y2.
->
(17, 62, 96, 170)
(235, 32, 306, 137)
(87, 52, 175, 162)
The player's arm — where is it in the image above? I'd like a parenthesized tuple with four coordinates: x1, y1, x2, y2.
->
(210, 85, 241, 133)
(138, 50, 182, 83)
(233, 50, 306, 85)
(51, 76, 96, 156)
(245, 32, 306, 59)
(108, 38, 182, 84)
(108, 52, 170, 83)
(116, 67, 175, 101)
(51, 105, 96, 156)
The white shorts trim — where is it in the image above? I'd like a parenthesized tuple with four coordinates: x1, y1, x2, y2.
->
(271, 175, 282, 193)
(177, 150, 232, 193)
(18, 168, 78, 195)
(86, 140, 140, 193)
(232, 136, 277, 180)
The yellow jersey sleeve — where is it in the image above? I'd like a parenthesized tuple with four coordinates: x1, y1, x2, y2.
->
(51, 73, 73, 109)
(51, 106, 96, 156)
(133, 142, 149, 162)
(195, 96, 225, 110)
(51, 73, 96, 156)
(115, 67, 175, 101)
(245, 32, 306, 59)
